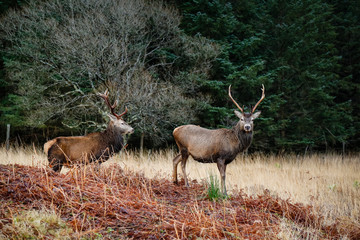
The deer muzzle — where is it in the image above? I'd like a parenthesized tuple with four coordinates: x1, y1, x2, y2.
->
(244, 124, 252, 132)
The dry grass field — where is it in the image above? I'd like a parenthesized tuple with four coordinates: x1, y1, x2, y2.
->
(115, 149, 360, 224)
(1, 146, 359, 239)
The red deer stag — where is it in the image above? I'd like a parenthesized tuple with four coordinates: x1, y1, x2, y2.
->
(44, 90, 134, 172)
(173, 85, 265, 195)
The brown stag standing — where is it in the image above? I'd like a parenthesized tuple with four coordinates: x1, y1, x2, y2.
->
(44, 90, 134, 172)
(172, 85, 265, 195)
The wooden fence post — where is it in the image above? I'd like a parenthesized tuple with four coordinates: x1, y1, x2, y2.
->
(140, 132, 144, 157)
(6, 124, 10, 151)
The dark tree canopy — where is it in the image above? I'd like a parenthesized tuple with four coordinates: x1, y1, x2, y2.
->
(174, 0, 357, 153)
(1, 0, 359, 153)
(0, 0, 217, 147)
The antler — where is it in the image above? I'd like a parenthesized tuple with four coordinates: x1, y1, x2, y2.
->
(228, 85, 244, 113)
(97, 89, 128, 119)
(251, 84, 265, 113)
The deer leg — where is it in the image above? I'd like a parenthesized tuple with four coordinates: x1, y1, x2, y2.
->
(52, 162, 63, 172)
(181, 151, 189, 187)
(48, 145, 64, 172)
(216, 159, 227, 195)
(49, 157, 63, 172)
(93, 161, 102, 173)
(172, 153, 182, 184)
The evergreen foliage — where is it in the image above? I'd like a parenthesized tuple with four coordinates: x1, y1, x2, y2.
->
(1, 0, 359, 152)
(175, 0, 358, 152)
(330, 0, 360, 149)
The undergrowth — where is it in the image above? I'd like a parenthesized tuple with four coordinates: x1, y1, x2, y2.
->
(1, 164, 359, 239)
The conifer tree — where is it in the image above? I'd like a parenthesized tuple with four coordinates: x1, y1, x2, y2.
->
(331, 0, 360, 150)
(176, 0, 356, 152)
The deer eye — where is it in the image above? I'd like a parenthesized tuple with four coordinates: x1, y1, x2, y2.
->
(240, 118, 244, 122)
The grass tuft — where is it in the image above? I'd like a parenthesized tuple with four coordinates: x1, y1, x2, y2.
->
(206, 175, 227, 201)
(1, 209, 73, 240)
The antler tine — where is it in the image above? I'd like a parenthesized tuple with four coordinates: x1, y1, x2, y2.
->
(117, 106, 128, 118)
(97, 89, 108, 98)
(97, 89, 124, 119)
(111, 100, 118, 110)
(97, 89, 112, 109)
(228, 85, 244, 113)
(97, 89, 109, 98)
(251, 84, 265, 113)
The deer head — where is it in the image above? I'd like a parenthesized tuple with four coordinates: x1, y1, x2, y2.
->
(228, 84, 265, 132)
(97, 90, 134, 135)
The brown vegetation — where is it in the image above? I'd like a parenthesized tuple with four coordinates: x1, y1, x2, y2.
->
(1, 163, 359, 239)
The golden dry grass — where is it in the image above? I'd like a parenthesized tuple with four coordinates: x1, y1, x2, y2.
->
(1, 146, 359, 226)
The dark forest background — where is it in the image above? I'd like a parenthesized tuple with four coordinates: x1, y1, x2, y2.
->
(0, 0, 359, 153)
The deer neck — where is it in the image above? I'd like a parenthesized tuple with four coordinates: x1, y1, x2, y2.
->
(233, 123, 253, 152)
(104, 123, 124, 151)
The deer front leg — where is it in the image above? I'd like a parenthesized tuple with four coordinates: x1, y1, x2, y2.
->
(216, 159, 227, 195)
(172, 154, 182, 184)
(181, 156, 189, 187)
(49, 157, 63, 172)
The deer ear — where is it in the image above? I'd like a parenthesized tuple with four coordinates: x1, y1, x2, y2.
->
(252, 111, 261, 119)
(108, 114, 117, 121)
(234, 110, 244, 119)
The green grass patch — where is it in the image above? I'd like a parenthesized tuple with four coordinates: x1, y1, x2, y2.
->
(207, 175, 227, 201)
(1, 209, 73, 240)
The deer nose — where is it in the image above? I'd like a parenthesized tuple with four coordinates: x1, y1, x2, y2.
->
(244, 125, 251, 132)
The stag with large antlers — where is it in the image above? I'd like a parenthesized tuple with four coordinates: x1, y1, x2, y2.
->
(173, 85, 265, 195)
(44, 90, 134, 172)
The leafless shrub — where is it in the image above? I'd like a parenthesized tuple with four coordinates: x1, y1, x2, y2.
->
(0, 0, 218, 142)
